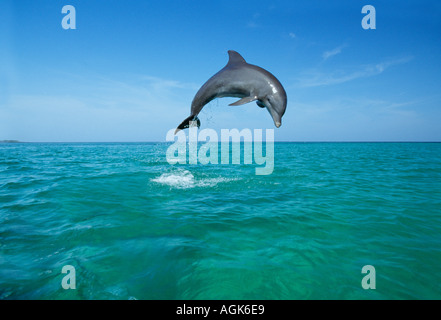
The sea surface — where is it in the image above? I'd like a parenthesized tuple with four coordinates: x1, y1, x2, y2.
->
(1, 142, 441, 299)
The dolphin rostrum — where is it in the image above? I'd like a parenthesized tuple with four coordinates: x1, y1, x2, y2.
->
(175, 50, 287, 134)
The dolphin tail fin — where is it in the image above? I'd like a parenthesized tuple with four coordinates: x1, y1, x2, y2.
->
(174, 115, 201, 134)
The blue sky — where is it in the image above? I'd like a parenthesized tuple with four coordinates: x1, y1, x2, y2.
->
(1, 0, 440, 141)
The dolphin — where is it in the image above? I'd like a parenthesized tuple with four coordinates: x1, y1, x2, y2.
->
(175, 50, 287, 134)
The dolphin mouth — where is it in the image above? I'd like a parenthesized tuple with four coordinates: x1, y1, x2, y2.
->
(261, 101, 282, 128)
(267, 107, 282, 128)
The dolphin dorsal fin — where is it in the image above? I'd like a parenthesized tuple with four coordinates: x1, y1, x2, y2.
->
(227, 50, 246, 65)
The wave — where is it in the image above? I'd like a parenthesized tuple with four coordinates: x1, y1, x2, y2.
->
(151, 169, 239, 189)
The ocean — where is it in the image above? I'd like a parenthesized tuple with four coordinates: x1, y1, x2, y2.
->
(1, 142, 440, 299)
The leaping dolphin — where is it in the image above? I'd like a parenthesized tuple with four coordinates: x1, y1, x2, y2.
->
(175, 50, 287, 134)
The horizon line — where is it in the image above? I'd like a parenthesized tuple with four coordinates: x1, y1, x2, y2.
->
(2, 140, 441, 144)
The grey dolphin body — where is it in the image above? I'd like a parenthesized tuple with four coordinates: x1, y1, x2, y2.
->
(175, 50, 287, 134)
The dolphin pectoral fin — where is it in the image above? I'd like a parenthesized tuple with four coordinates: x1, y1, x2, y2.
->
(175, 115, 201, 134)
(229, 96, 257, 106)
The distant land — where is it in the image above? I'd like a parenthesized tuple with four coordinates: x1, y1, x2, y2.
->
(0, 140, 22, 143)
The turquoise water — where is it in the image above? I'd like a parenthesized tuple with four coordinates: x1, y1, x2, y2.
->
(1, 142, 441, 299)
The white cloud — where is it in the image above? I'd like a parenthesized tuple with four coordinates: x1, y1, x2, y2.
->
(298, 56, 413, 87)
(285, 96, 426, 141)
(1, 73, 198, 142)
(246, 13, 261, 28)
(322, 44, 347, 60)
(140, 75, 199, 92)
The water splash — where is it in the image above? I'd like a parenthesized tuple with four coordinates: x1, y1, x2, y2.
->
(151, 169, 239, 189)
